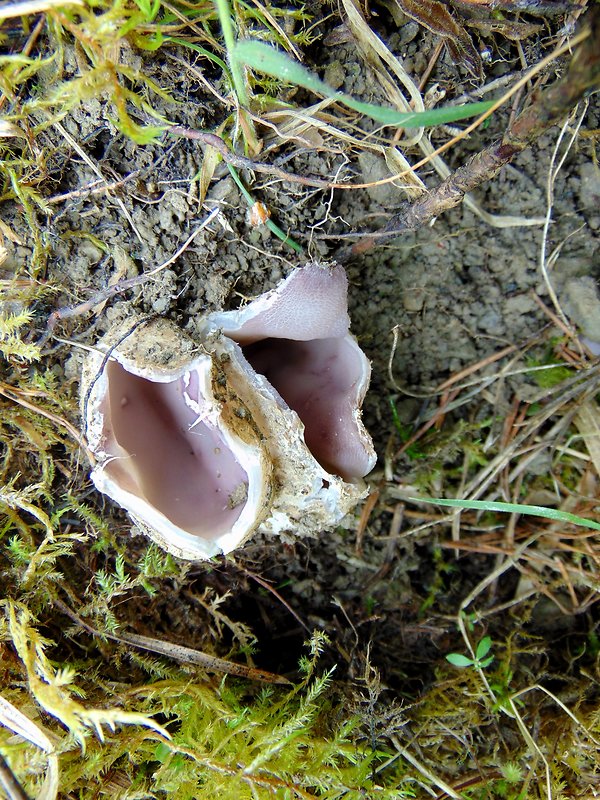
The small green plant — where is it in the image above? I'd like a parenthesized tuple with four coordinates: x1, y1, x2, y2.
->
(446, 635, 494, 670)
(0, 309, 40, 358)
(232, 40, 495, 128)
(412, 496, 600, 533)
(214, 0, 250, 107)
(389, 398, 424, 460)
(132, 0, 162, 23)
(500, 761, 524, 784)
(527, 344, 574, 389)
(226, 163, 303, 253)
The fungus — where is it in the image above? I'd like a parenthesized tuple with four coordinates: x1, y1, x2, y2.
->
(82, 263, 375, 560)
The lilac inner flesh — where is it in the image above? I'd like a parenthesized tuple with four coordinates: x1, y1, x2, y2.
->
(243, 337, 370, 481)
(104, 362, 248, 539)
(226, 265, 349, 344)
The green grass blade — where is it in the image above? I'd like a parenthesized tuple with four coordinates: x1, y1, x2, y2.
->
(233, 40, 494, 127)
(165, 37, 229, 72)
(410, 497, 600, 532)
(214, 0, 249, 106)
(226, 163, 303, 253)
(265, 218, 303, 253)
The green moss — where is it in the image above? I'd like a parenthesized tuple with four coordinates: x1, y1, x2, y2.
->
(526, 346, 574, 389)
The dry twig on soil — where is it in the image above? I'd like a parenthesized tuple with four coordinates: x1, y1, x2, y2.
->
(338, 6, 600, 262)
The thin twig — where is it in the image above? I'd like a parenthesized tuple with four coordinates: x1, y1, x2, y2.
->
(0, 381, 92, 461)
(241, 568, 312, 635)
(539, 102, 588, 330)
(337, 10, 599, 260)
(0, 754, 30, 800)
(41, 208, 220, 343)
(52, 121, 145, 246)
(389, 735, 463, 800)
(54, 598, 291, 685)
(167, 126, 334, 189)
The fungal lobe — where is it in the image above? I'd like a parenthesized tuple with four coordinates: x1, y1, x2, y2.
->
(205, 263, 374, 482)
(82, 262, 375, 560)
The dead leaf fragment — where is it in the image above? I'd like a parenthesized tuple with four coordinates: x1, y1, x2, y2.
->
(466, 18, 544, 41)
(451, 0, 571, 16)
(391, 0, 483, 77)
(574, 400, 600, 480)
(323, 23, 355, 46)
(0, 218, 23, 245)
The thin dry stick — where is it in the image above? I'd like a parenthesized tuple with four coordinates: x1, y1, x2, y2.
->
(389, 735, 463, 800)
(458, 372, 600, 524)
(0, 382, 93, 461)
(407, 366, 600, 557)
(47, 170, 143, 206)
(355, 488, 380, 556)
(167, 126, 334, 189)
(434, 344, 517, 393)
(54, 598, 291, 685)
(329, 24, 589, 199)
(47, 143, 180, 206)
(394, 387, 459, 459)
(338, 8, 600, 260)
(0, 755, 30, 800)
(539, 102, 588, 329)
(42, 208, 220, 343)
(240, 567, 312, 635)
(52, 121, 144, 247)
(531, 292, 578, 340)
(169, 22, 591, 209)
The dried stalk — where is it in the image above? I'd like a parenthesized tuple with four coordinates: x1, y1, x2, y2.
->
(338, 7, 600, 262)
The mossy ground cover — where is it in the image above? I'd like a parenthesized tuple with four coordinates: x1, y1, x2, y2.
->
(1, 0, 600, 797)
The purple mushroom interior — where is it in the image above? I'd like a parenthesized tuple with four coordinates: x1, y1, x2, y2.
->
(104, 362, 249, 539)
(243, 337, 371, 481)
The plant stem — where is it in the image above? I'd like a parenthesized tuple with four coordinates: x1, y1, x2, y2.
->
(213, 0, 249, 107)
(338, 6, 600, 261)
(227, 163, 303, 253)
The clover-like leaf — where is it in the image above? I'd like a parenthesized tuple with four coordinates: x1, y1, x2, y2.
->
(475, 636, 493, 661)
(446, 653, 474, 668)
